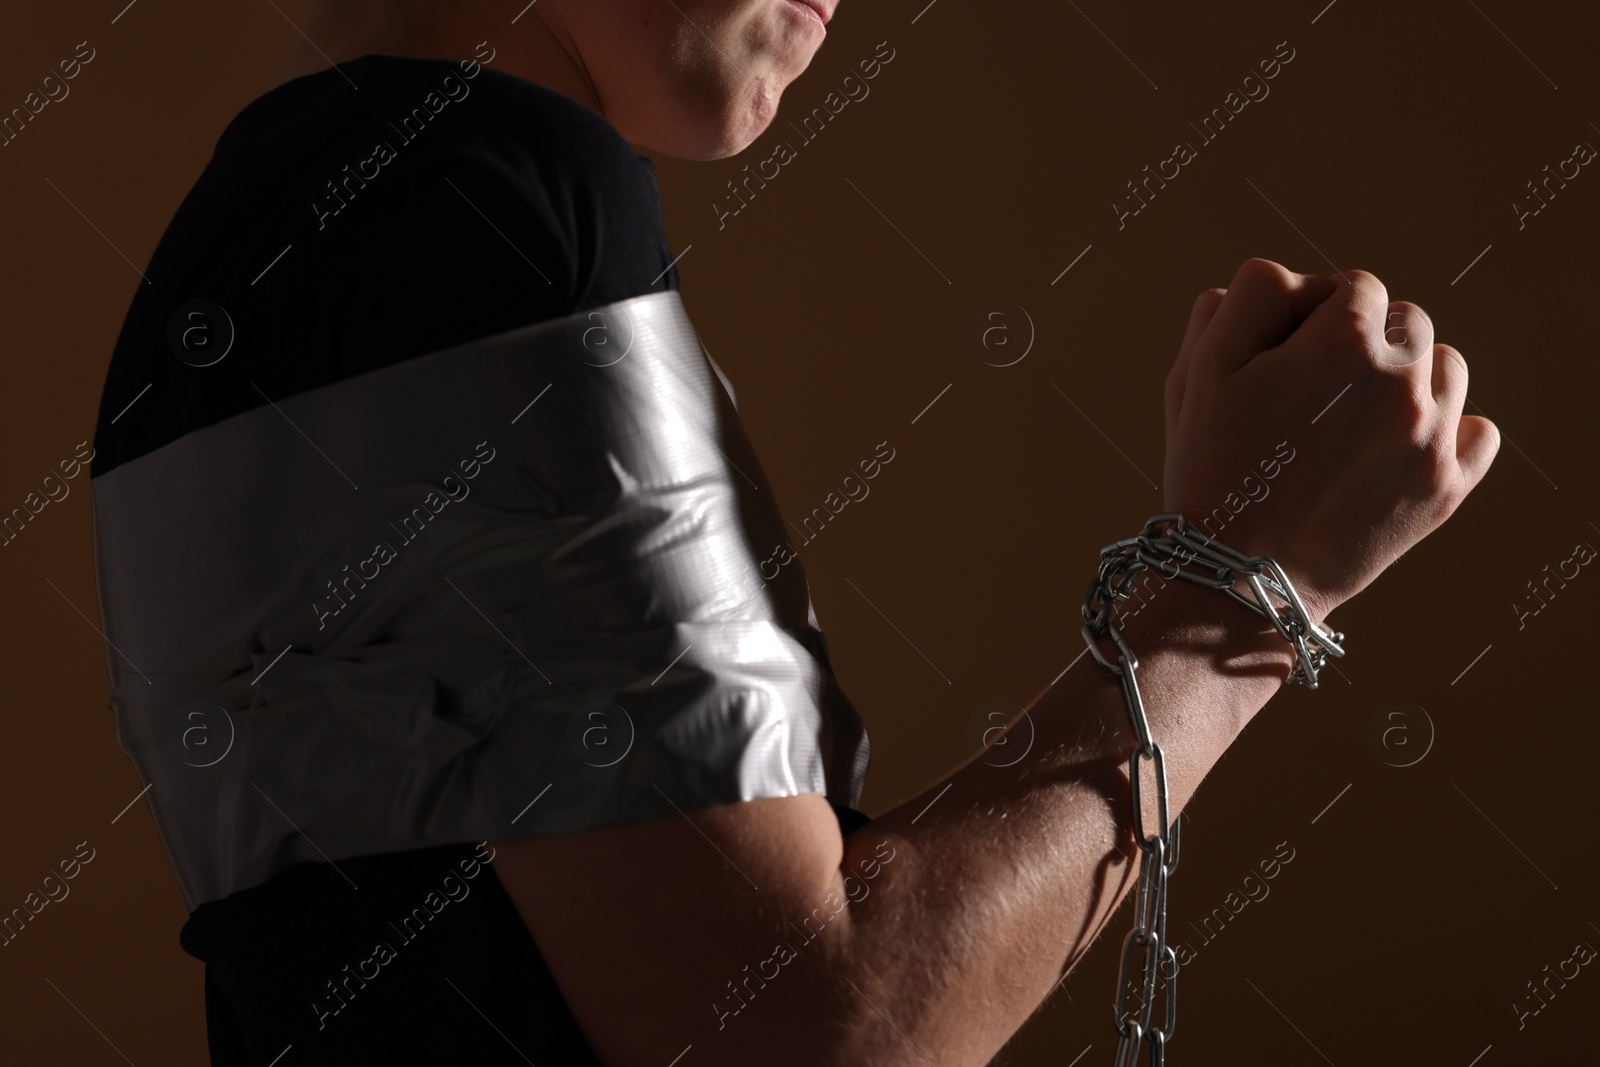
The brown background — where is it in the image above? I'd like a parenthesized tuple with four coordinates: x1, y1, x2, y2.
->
(3, 0, 1597, 1063)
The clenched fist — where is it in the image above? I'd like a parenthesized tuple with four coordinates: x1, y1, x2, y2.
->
(1162, 258, 1500, 625)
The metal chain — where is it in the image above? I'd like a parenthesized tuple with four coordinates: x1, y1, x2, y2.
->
(1081, 512, 1346, 1066)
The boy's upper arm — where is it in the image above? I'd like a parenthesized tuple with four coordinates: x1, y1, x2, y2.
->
(489, 792, 849, 1067)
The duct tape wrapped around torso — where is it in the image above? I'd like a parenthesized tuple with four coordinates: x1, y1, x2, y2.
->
(90, 290, 871, 913)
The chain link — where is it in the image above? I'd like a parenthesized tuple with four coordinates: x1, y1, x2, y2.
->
(1083, 512, 1346, 1064)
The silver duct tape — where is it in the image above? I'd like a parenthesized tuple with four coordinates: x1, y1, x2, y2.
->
(90, 290, 870, 911)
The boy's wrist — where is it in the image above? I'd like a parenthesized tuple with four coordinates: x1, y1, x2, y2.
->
(1116, 573, 1303, 678)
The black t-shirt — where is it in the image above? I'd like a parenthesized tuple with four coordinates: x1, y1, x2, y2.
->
(92, 52, 683, 479)
(92, 54, 870, 1064)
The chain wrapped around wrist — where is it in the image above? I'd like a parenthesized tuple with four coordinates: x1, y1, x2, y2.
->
(1080, 512, 1346, 1067)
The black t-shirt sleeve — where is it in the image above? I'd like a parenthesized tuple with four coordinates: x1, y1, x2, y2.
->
(307, 147, 576, 388)
(91, 69, 681, 480)
(299, 128, 675, 391)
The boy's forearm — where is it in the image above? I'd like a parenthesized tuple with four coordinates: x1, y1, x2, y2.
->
(823, 577, 1311, 1066)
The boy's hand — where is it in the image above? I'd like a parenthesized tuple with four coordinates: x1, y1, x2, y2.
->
(1162, 257, 1500, 623)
